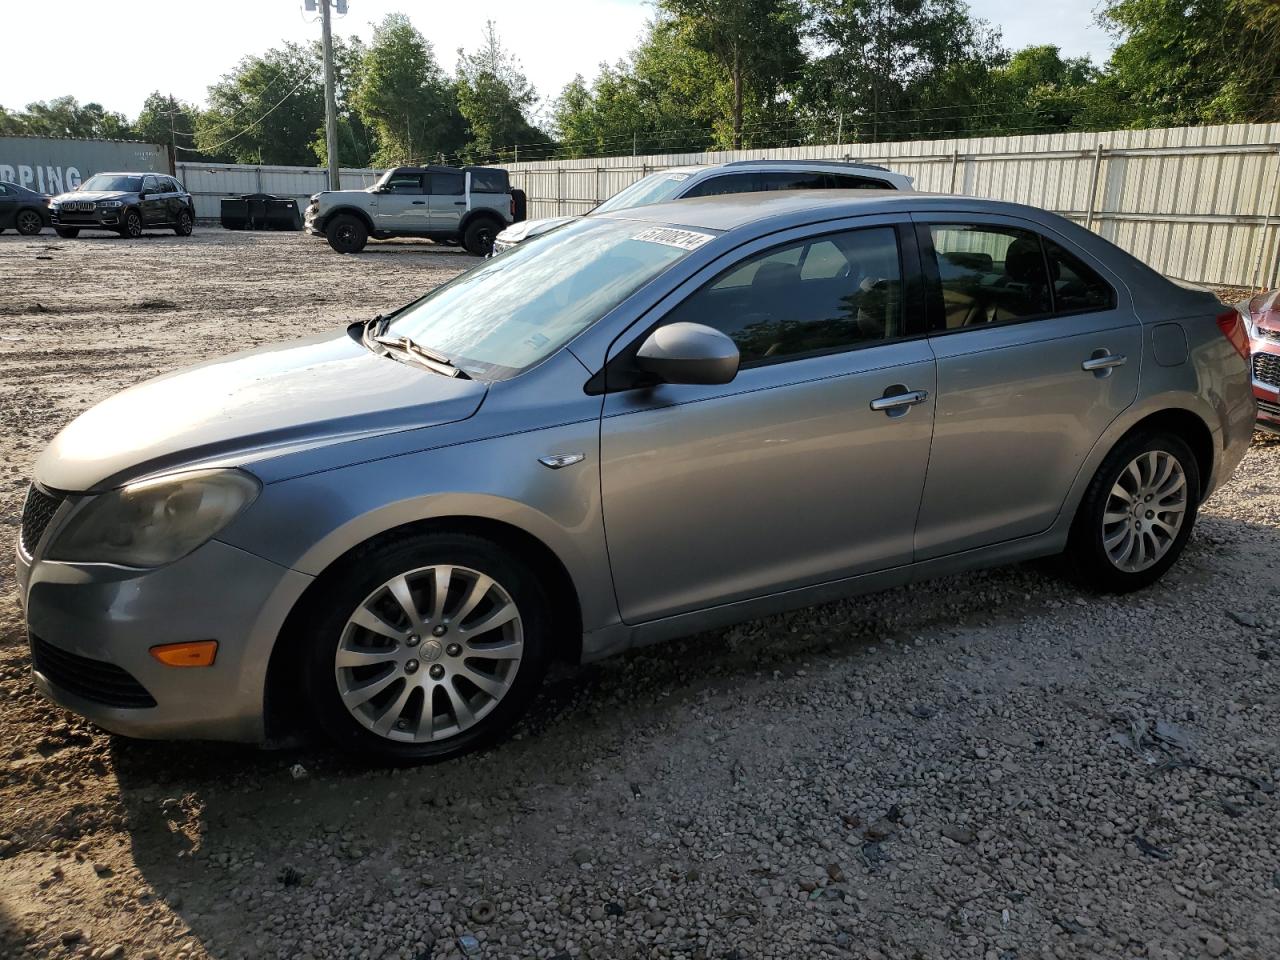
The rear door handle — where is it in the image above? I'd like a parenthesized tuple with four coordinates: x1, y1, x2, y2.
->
(454, 201, 467, 206)
(870, 389, 929, 412)
(411, 200, 425, 205)
(1081, 352, 1127, 372)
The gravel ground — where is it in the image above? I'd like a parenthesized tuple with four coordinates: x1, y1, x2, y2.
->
(1, 229, 1278, 960)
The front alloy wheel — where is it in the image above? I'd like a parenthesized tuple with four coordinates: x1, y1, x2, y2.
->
(15, 209, 43, 235)
(335, 565, 524, 742)
(302, 532, 551, 760)
(121, 210, 143, 238)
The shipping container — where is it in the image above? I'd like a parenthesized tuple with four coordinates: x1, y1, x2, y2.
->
(0, 136, 169, 196)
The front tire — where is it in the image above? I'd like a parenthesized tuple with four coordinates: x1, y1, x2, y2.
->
(173, 209, 193, 236)
(119, 209, 143, 239)
(54, 227, 79, 239)
(1066, 432, 1200, 592)
(462, 218, 499, 256)
(15, 209, 43, 236)
(301, 532, 552, 762)
(325, 214, 368, 253)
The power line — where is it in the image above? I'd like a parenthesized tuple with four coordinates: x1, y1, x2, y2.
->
(176, 68, 319, 154)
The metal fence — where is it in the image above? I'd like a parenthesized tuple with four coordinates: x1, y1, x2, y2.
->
(173, 162, 382, 220)
(502, 122, 1280, 289)
(0, 135, 168, 196)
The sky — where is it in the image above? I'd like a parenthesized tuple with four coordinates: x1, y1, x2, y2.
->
(0, 0, 1115, 122)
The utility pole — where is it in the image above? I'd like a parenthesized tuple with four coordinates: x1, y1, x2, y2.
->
(320, 0, 341, 190)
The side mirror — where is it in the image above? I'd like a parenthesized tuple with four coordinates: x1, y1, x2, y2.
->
(138, 190, 149, 199)
(635, 322, 739, 386)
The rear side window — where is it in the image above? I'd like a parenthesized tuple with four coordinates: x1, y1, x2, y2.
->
(1045, 240, 1115, 313)
(661, 226, 905, 365)
(755, 171, 828, 191)
(825, 173, 891, 190)
(928, 225, 1052, 328)
(428, 172, 464, 195)
(469, 169, 508, 193)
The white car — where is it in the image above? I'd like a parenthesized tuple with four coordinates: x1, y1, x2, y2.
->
(491, 159, 913, 254)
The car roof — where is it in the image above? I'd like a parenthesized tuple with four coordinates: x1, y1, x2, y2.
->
(87, 171, 165, 177)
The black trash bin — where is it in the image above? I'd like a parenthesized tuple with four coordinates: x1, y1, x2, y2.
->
(220, 193, 302, 231)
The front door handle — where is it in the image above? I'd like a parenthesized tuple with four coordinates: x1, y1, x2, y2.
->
(870, 388, 929, 412)
(1085, 350, 1126, 371)
(411, 200, 425, 205)
(454, 201, 467, 206)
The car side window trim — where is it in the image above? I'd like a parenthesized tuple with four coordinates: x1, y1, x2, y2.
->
(913, 216, 1120, 338)
(588, 218, 927, 394)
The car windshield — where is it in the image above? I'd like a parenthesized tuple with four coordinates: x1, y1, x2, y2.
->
(594, 171, 697, 213)
(79, 175, 142, 192)
(384, 217, 714, 379)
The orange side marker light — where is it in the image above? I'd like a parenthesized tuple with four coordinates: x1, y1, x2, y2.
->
(150, 640, 218, 667)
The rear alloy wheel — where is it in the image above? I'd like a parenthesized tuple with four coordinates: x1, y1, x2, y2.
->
(302, 532, 551, 761)
(325, 214, 368, 253)
(120, 210, 143, 239)
(462, 218, 499, 256)
(15, 209, 43, 236)
(174, 209, 193, 236)
(1067, 432, 1199, 592)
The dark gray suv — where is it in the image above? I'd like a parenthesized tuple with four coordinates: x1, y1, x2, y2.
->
(49, 172, 195, 239)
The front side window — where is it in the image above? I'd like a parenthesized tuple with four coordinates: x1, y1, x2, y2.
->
(382, 171, 424, 194)
(661, 226, 904, 365)
(681, 174, 758, 199)
(929, 224, 1052, 329)
(384, 217, 708, 379)
(142, 176, 159, 194)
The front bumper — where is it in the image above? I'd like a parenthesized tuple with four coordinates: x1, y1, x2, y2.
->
(50, 207, 123, 228)
(16, 526, 313, 743)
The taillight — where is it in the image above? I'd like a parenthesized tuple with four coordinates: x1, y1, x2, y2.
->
(1217, 310, 1251, 360)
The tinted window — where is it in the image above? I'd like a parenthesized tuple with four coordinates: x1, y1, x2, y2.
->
(167, 178, 184, 193)
(142, 176, 160, 193)
(1045, 240, 1115, 313)
(469, 169, 508, 193)
(929, 225, 1051, 329)
(0, 184, 9, 195)
(428, 172, 464, 195)
(756, 171, 828, 191)
(662, 227, 904, 365)
(384, 172, 424, 194)
(81, 175, 143, 192)
(681, 174, 759, 198)
(594, 171, 694, 212)
(826, 173, 891, 190)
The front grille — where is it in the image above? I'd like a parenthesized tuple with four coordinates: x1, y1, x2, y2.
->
(1255, 353, 1280, 388)
(1259, 399, 1280, 417)
(30, 635, 156, 709)
(62, 201, 95, 212)
(20, 484, 63, 555)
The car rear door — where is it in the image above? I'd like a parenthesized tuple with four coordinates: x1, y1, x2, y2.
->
(911, 215, 1141, 559)
(373, 171, 429, 232)
(599, 218, 937, 623)
(0, 184, 16, 228)
(427, 171, 467, 232)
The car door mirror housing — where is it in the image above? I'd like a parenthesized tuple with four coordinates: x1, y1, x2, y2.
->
(635, 322, 739, 385)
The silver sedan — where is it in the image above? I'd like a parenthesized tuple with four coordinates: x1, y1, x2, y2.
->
(16, 191, 1256, 761)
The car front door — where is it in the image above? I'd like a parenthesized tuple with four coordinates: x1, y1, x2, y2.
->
(911, 216, 1141, 559)
(373, 171, 428, 231)
(599, 220, 937, 623)
(140, 176, 165, 224)
(427, 171, 466, 232)
(0, 184, 16, 229)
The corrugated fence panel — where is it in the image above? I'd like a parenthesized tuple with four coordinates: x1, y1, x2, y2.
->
(499, 122, 1280, 286)
(174, 162, 380, 219)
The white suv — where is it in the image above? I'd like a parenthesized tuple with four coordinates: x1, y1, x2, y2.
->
(492, 159, 913, 254)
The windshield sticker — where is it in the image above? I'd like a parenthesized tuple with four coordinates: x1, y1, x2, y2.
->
(631, 227, 714, 251)
(665, 173, 691, 181)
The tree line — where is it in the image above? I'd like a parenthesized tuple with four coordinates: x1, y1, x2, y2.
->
(1, 0, 1278, 169)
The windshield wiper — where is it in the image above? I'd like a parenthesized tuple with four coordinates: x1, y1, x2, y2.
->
(372, 333, 471, 380)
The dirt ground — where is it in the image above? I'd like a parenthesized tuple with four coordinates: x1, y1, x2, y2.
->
(0, 228, 1278, 960)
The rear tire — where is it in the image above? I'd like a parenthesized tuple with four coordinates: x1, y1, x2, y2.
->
(119, 210, 143, 239)
(325, 214, 368, 253)
(15, 209, 43, 236)
(301, 531, 552, 762)
(1066, 431, 1200, 592)
(462, 218, 499, 256)
(173, 209, 193, 236)
(54, 227, 79, 239)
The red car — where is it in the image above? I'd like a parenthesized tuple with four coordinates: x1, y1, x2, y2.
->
(1243, 290, 1280, 433)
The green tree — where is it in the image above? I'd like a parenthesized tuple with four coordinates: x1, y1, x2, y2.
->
(196, 42, 325, 165)
(659, 0, 804, 148)
(133, 92, 226, 159)
(455, 21, 545, 162)
(10, 96, 134, 140)
(802, 0, 1005, 142)
(1100, 0, 1280, 125)
(312, 36, 379, 168)
(354, 14, 464, 166)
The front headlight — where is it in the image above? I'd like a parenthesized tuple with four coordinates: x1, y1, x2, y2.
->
(48, 469, 260, 567)
(98, 200, 123, 209)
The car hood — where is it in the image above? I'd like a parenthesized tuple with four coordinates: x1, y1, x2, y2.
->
(35, 330, 487, 492)
(497, 216, 580, 243)
(54, 190, 132, 203)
